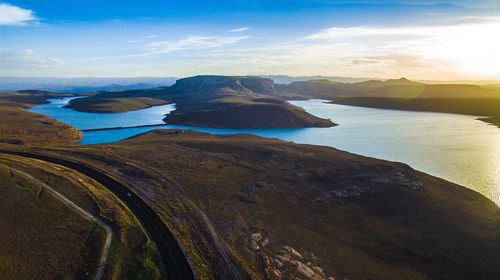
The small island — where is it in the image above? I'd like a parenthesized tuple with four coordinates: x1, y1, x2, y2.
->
(65, 97, 168, 113)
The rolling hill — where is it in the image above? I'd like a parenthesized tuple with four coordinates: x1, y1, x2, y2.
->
(280, 78, 500, 127)
(46, 129, 500, 280)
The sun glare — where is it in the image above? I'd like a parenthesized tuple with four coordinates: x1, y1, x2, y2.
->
(421, 20, 500, 78)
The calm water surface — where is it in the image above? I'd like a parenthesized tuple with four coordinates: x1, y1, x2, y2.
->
(30, 98, 500, 204)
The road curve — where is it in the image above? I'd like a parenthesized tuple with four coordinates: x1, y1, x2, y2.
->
(0, 150, 195, 280)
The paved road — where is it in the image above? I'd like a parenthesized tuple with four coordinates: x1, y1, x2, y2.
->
(0, 150, 195, 280)
(111, 153, 245, 280)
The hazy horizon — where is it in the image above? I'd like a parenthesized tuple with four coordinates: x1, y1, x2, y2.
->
(1, 75, 500, 89)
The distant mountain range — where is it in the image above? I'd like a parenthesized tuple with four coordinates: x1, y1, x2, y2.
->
(264, 75, 500, 85)
(260, 75, 374, 84)
(1, 75, 499, 93)
(0, 77, 178, 92)
(0, 75, 372, 92)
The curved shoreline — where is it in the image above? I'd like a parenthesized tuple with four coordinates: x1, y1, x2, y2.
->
(81, 123, 168, 132)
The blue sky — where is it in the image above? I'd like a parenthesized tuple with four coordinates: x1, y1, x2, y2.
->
(1, 0, 500, 79)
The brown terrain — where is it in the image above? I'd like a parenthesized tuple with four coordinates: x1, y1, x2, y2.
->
(28, 130, 500, 280)
(0, 93, 163, 279)
(65, 76, 335, 128)
(279, 78, 500, 127)
(1, 88, 500, 279)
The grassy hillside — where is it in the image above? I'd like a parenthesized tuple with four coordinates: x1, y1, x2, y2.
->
(164, 96, 334, 128)
(282, 78, 500, 99)
(65, 75, 334, 128)
(66, 97, 167, 113)
(0, 92, 81, 145)
(45, 129, 500, 280)
(281, 78, 500, 127)
(0, 154, 164, 280)
(0, 91, 165, 278)
(331, 97, 500, 127)
(0, 163, 102, 279)
(0, 90, 74, 109)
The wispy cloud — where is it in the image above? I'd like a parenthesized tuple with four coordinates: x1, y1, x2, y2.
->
(301, 17, 500, 77)
(0, 3, 37, 25)
(158, 16, 500, 79)
(43, 56, 65, 66)
(0, 49, 65, 73)
(229, 27, 251, 33)
(144, 35, 251, 55)
(352, 54, 431, 67)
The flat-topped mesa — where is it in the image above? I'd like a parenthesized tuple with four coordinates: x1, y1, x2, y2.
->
(171, 75, 277, 95)
(61, 75, 334, 128)
(164, 76, 334, 128)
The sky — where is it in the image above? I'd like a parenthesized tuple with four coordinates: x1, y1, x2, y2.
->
(1, 0, 500, 80)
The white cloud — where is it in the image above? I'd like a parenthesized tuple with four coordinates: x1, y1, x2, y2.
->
(147, 35, 158, 39)
(229, 27, 251, 33)
(0, 3, 37, 25)
(305, 26, 421, 41)
(160, 17, 500, 79)
(145, 35, 251, 55)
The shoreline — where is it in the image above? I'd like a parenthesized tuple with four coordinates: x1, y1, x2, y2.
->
(27, 97, 500, 206)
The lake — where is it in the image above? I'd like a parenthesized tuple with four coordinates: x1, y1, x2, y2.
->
(30, 97, 500, 205)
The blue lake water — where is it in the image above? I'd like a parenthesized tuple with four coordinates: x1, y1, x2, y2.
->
(30, 97, 500, 204)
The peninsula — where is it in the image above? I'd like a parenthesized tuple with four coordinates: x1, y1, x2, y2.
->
(65, 76, 335, 128)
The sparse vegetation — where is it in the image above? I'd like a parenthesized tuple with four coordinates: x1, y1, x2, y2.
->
(279, 78, 500, 127)
(2, 78, 500, 279)
(64, 75, 335, 128)
(0, 154, 164, 279)
(0, 163, 101, 279)
(66, 97, 168, 113)
(0, 92, 81, 145)
(45, 129, 500, 280)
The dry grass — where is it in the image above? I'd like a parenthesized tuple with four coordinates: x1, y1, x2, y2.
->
(42, 130, 500, 280)
(0, 155, 164, 279)
(66, 97, 167, 113)
(0, 163, 101, 279)
(0, 92, 81, 146)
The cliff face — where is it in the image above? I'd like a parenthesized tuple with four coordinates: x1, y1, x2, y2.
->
(162, 75, 333, 128)
(171, 75, 277, 95)
(63, 75, 334, 129)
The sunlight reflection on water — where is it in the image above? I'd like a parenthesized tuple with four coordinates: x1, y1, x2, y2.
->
(30, 98, 500, 205)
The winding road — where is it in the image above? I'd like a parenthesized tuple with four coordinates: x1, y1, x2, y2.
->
(0, 150, 195, 280)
